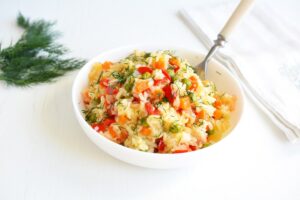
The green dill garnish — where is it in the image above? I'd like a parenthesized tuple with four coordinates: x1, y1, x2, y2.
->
(124, 76, 135, 92)
(194, 120, 204, 127)
(169, 123, 182, 133)
(96, 71, 103, 84)
(125, 66, 135, 77)
(0, 13, 85, 86)
(155, 101, 163, 107)
(83, 109, 97, 123)
(162, 97, 168, 102)
(112, 71, 126, 83)
(144, 52, 151, 58)
(93, 97, 101, 104)
(187, 91, 197, 102)
(140, 117, 149, 127)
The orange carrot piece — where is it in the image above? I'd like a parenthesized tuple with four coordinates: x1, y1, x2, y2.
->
(118, 115, 128, 125)
(108, 125, 117, 138)
(221, 95, 237, 111)
(179, 97, 191, 110)
(82, 88, 91, 104)
(153, 58, 165, 69)
(169, 57, 180, 67)
(196, 110, 207, 120)
(102, 61, 112, 70)
(140, 127, 152, 136)
(214, 99, 222, 109)
(213, 109, 223, 120)
(151, 89, 164, 100)
(135, 80, 149, 93)
(189, 76, 198, 90)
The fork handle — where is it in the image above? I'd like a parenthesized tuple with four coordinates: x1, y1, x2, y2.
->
(220, 0, 254, 41)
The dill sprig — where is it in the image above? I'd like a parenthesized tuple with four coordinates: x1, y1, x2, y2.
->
(111, 71, 126, 84)
(0, 13, 86, 86)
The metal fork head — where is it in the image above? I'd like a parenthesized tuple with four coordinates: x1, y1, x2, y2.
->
(195, 34, 226, 80)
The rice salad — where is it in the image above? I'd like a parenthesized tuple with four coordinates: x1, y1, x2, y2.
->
(82, 50, 236, 153)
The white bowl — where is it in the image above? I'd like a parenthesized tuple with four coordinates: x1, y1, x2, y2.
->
(72, 44, 244, 169)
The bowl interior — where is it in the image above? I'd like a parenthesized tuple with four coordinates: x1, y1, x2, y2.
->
(72, 45, 244, 168)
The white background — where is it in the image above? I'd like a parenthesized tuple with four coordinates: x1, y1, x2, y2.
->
(0, 0, 300, 199)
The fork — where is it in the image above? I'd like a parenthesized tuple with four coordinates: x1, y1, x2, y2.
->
(195, 0, 255, 80)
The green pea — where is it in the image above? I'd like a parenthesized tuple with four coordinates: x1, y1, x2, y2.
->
(141, 72, 151, 79)
(167, 69, 175, 77)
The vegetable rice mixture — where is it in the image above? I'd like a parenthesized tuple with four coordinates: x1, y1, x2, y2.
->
(82, 50, 236, 153)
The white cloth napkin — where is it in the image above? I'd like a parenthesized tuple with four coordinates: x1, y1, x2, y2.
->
(180, 1, 300, 143)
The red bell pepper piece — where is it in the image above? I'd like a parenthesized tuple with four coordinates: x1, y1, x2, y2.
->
(189, 145, 197, 151)
(106, 86, 118, 95)
(145, 102, 160, 115)
(162, 84, 176, 103)
(162, 69, 171, 81)
(91, 118, 115, 132)
(155, 137, 165, 153)
(99, 78, 110, 87)
(138, 66, 153, 74)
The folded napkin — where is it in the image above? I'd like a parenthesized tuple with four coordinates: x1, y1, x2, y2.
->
(180, 1, 300, 143)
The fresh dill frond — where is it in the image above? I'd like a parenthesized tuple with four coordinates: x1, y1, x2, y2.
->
(111, 71, 126, 84)
(0, 13, 86, 86)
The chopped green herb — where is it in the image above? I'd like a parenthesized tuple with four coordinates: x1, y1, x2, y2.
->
(162, 97, 169, 102)
(144, 52, 151, 58)
(169, 123, 182, 133)
(92, 97, 101, 105)
(96, 71, 103, 84)
(140, 117, 149, 127)
(83, 109, 97, 123)
(187, 91, 197, 102)
(124, 76, 135, 92)
(112, 71, 126, 83)
(125, 66, 135, 77)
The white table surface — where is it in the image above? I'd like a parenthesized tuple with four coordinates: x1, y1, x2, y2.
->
(1, 0, 300, 199)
